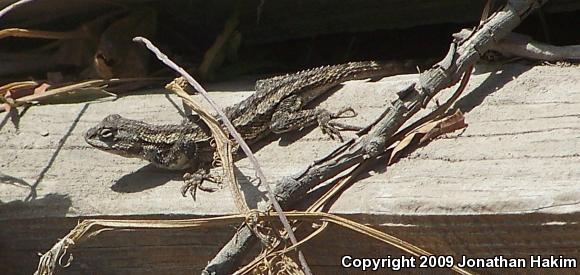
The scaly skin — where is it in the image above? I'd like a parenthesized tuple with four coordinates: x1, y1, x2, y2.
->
(224, 61, 414, 142)
(85, 114, 215, 170)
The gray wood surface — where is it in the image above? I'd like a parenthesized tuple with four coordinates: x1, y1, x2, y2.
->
(1, 63, 579, 274)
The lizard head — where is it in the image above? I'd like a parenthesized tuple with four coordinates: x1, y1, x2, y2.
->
(85, 114, 149, 159)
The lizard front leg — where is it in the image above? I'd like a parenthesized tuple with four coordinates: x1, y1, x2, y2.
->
(269, 95, 361, 141)
(175, 135, 222, 200)
(144, 133, 221, 200)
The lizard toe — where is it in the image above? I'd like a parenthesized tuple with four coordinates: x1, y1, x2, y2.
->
(181, 170, 222, 199)
(331, 107, 358, 119)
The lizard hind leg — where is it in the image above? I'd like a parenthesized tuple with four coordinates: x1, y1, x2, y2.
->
(270, 96, 363, 142)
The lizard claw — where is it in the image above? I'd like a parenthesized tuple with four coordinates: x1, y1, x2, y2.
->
(321, 124, 344, 142)
(318, 108, 363, 142)
(331, 107, 358, 119)
(181, 171, 221, 200)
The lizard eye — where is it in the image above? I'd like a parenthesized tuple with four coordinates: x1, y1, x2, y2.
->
(99, 128, 113, 139)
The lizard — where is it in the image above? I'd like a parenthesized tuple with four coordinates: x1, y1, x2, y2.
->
(85, 60, 420, 198)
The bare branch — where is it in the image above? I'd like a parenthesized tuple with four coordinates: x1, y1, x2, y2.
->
(454, 29, 580, 61)
(204, 0, 550, 273)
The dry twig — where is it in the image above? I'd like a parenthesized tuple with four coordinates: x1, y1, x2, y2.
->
(0, 0, 37, 19)
(205, 1, 550, 273)
(165, 78, 248, 213)
(133, 36, 312, 275)
(34, 212, 472, 275)
(454, 29, 580, 61)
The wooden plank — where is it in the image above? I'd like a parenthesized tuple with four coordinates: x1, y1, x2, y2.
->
(1, 63, 579, 273)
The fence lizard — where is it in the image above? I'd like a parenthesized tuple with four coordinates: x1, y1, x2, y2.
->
(85, 60, 419, 197)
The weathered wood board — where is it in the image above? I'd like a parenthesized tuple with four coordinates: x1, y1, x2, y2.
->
(1, 63, 579, 274)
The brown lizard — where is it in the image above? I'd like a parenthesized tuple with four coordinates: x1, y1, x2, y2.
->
(85, 60, 421, 198)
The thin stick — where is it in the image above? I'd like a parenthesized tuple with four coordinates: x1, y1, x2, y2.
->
(0, 0, 37, 19)
(132, 36, 312, 275)
(0, 28, 86, 40)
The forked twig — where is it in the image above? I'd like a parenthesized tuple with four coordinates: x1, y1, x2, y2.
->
(165, 79, 248, 213)
(205, 1, 551, 272)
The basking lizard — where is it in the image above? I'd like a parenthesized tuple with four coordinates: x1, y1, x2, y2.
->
(85, 60, 420, 197)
